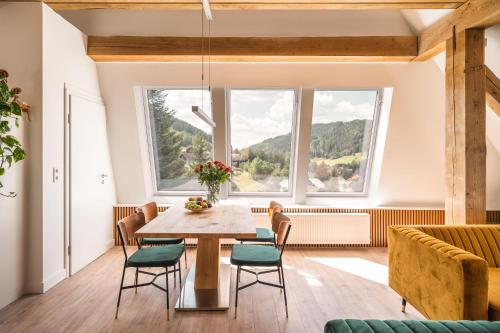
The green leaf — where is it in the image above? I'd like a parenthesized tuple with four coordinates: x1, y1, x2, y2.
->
(12, 147, 25, 161)
(0, 167, 4, 176)
(2, 135, 19, 147)
(10, 102, 21, 116)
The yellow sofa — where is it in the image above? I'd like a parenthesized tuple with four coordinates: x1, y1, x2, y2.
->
(388, 225, 500, 321)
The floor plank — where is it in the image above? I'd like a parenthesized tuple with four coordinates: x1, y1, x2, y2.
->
(0, 247, 423, 333)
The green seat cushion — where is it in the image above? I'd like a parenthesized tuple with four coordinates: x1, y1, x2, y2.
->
(142, 237, 183, 245)
(230, 244, 280, 266)
(236, 227, 274, 242)
(324, 319, 500, 333)
(127, 244, 184, 268)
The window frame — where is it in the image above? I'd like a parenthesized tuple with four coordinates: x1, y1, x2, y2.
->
(225, 87, 300, 197)
(305, 88, 383, 197)
(142, 86, 214, 196)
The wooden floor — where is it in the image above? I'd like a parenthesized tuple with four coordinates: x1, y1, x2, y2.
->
(0, 247, 423, 333)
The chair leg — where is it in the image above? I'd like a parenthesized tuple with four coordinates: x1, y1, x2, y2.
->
(135, 267, 138, 294)
(166, 267, 170, 321)
(115, 264, 127, 319)
(173, 264, 176, 287)
(235, 265, 241, 319)
(178, 261, 182, 288)
(280, 265, 288, 318)
(183, 239, 188, 269)
(401, 298, 407, 312)
(278, 267, 282, 290)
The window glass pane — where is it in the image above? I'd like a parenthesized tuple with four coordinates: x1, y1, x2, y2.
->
(229, 89, 295, 193)
(307, 90, 378, 193)
(146, 88, 212, 191)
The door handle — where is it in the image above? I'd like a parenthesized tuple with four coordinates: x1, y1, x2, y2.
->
(100, 174, 109, 184)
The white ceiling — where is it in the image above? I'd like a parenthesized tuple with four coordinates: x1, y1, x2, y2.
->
(57, 9, 453, 37)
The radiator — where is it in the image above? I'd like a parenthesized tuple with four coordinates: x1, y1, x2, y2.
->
(252, 213, 370, 245)
(113, 205, 500, 247)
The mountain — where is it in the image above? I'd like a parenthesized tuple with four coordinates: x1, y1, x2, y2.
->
(248, 119, 372, 160)
(173, 118, 212, 147)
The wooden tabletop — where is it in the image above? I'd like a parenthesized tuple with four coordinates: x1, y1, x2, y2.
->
(135, 200, 257, 239)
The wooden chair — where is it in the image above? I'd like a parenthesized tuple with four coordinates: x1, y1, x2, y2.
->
(115, 212, 184, 320)
(136, 202, 188, 268)
(231, 212, 292, 318)
(235, 201, 283, 245)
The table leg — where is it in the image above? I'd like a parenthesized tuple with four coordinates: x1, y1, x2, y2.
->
(175, 238, 231, 311)
(194, 238, 220, 289)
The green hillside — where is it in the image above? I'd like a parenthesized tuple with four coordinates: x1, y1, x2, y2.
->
(172, 118, 212, 148)
(248, 119, 372, 159)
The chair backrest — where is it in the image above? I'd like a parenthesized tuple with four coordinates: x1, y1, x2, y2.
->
(268, 201, 283, 219)
(273, 212, 292, 248)
(136, 201, 158, 223)
(117, 212, 146, 258)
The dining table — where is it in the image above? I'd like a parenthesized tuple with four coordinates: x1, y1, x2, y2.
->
(134, 200, 256, 311)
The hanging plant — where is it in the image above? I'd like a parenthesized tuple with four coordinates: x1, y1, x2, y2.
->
(0, 69, 30, 198)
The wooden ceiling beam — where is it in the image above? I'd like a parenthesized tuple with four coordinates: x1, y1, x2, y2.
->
(87, 35, 418, 62)
(415, 0, 500, 61)
(486, 66, 500, 117)
(44, 0, 464, 10)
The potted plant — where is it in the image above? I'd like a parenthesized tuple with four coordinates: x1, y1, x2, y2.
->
(193, 160, 232, 204)
(0, 69, 29, 197)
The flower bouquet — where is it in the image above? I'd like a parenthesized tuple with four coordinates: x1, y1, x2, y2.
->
(193, 161, 232, 204)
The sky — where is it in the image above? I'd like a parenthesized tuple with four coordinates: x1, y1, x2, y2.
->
(156, 89, 213, 135)
(152, 88, 377, 150)
(230, 89, 377, 149)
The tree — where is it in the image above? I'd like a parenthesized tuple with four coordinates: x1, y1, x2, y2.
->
(147, 90, 184, 180)
(191, 133, 211, 165)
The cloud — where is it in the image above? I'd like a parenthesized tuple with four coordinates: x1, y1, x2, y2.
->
(229, 90, 295, 149)
(158, 89, 212, 134)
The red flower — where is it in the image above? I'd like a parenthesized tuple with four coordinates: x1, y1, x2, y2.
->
(207, 162, 212, 169)
(225, 167, 232, 173)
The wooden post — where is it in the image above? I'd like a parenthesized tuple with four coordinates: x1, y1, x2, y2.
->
(445, 28, 486, 225)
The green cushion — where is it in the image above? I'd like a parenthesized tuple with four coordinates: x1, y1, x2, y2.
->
(236, 227, 274, 242)
(230, 244, 280, 266)
(142, 237, 183, 245)
(324, 319, 500, 333)
(127, 244, 184, 268)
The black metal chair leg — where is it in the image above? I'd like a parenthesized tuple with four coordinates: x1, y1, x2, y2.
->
(235, 265, 241, 318)
(135, 267, 139, 294)
(183, 239, 188, 269)
(280, 265, 288, 318)
(278, 266, 282, 289)
(178, 261, 182, 287)
(115, 265, 127, 319)
(166, 267, 170, 321)
(173, 264, 177, 287)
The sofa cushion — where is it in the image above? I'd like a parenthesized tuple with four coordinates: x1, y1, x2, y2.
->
(324, 319, 500, 333)
(415, 225, 500, 268)
(488, 268, 500, 321)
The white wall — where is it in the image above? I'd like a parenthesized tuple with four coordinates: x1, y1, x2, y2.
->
(41, 5, 110, 290)
(0, 2, 43, 308)
(98, 61, 448, 207)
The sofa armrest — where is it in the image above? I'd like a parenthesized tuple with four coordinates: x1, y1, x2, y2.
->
(388, 226, 489, 320)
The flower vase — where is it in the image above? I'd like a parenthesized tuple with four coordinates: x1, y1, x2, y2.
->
(206, 182, 221, 205)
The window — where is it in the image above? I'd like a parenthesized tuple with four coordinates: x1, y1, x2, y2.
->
(228, 89, 297, 194)
(307, 90, 380, 194)
(145, 88, 213, 192)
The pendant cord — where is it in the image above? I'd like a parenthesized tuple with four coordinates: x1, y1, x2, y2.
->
(208, 19, 211, 95)
(201, 7, 204, 109)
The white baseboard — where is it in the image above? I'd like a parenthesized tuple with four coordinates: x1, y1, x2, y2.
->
(42, 269, 67, 292)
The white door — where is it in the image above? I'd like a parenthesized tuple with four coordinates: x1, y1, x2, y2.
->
(68, 91, 116, 275)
